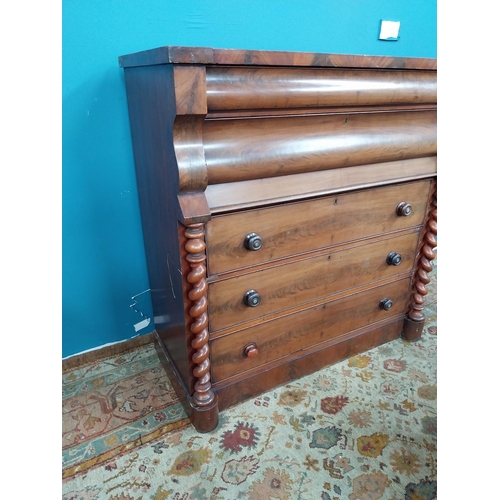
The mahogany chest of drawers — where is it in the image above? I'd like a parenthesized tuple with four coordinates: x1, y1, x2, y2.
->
(119, 46, 437, 432)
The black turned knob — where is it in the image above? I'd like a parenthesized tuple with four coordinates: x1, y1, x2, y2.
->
(244, 290, 261, 307)
(386, 252, 402, 266)
(379, 298, 393, 311)
(244, 233, 263, 251)
(396, 202, 412, 217)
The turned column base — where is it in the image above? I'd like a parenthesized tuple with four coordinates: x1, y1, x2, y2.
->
(190, 396, 219, 433)
(154, 332, 220, 433)
(401, 316, 425, 342)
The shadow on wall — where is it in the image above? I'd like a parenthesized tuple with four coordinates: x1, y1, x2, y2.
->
(62, 67, 154, 357)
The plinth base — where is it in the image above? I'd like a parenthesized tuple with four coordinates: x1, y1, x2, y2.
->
(402, 316, 425, 341)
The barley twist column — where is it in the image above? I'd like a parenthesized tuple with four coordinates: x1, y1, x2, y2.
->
(402, 182, 437, 341)
(184, 222, 219, 431)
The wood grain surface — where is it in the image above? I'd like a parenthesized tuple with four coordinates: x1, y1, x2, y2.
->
(213, 317, 404, 411)
(205, 157, 437, 213)
(203, 110, 436, 184)
(119, 46, 437, 71)
(210, 277, 410, 382)
(206, 180, 431, 275)
(206, 67, 436, 111)
(208, 231, 420, 332)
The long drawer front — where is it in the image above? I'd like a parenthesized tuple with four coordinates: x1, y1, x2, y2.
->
(205, 180, 431, 275)
(208, 231, 419, 332)
(210, 277, 410, 382)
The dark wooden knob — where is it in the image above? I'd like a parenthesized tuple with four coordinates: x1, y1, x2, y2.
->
(396, 202, 412, 217)
(244, 290, 261, 307)
(386, 252, 402, 266)
(245, 343, 259, 358)
(244, 232, 263, 251)
(379, 298, 393, 311)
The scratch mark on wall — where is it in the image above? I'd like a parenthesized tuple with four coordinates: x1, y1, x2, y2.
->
(166, 253, 176, 299)
(185, 12, 208, 30)
(130, 289, 151, 332)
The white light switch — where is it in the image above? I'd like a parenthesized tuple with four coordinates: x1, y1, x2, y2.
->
(379, 20, 400, 41)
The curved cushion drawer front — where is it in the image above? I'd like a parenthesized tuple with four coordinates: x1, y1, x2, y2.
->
(208, 231, 420, 332)
(205, 180, 431, 275)
(206, 67, 436, 112)
(210, 277, 411, 383)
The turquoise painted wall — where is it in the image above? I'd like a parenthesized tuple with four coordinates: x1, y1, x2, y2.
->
(62, 0, 437, 358)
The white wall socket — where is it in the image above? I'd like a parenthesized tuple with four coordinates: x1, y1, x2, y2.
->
(379, 20, 400, 41)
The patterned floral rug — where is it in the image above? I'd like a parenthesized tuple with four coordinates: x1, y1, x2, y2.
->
(62, 262, 436, 500)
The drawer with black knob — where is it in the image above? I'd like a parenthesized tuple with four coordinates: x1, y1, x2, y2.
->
(210, 277, 411, 382)
(205, 180, 431, 275)
(207, 231, 419, 332)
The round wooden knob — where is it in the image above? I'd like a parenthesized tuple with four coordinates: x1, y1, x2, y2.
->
(386, 252, 402, 266)
(244, 290, 261, 307)
(245, 344, 259, 358)
(244, 233, 263, 251)
(379, 298, 393, 311)
(396, 202, 412, 217)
